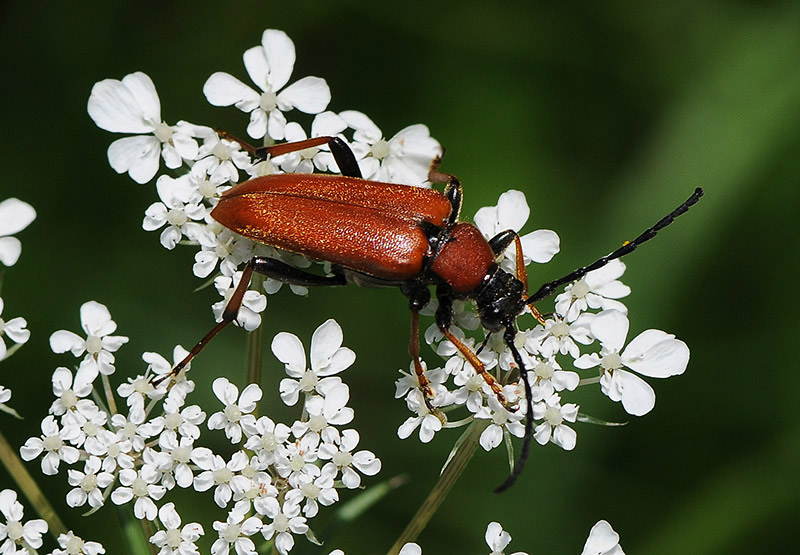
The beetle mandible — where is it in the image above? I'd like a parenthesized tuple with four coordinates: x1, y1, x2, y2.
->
(162, 134, 703, 491)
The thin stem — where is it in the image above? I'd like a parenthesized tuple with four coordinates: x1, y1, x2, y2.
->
(246, 274, 265, 389)
(101, 373, 118, 415)
(386, 421, 485, 555)
(0, 429, 68, 540)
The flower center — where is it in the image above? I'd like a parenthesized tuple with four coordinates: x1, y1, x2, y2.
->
(172, 445, 191, 463)
(570, 279, 590, 299)
(43, 434, 63, 452)
(534, 361, 554, 380)
(132, 477, 149, 497)
(259, 432, 277, 451)
(601, 352, 622, 372)
(308, 414, 327, 433)
(544, 406, 563, 426)
(550, 321, 570, 338)
(164, 412, 184, 430)
(197, 178, 217, 198)
(61, 389, 78, 409)
(212, 142, 232, 161)
(301, 481, 320, 499)
(224, 404, 242, 422)
(81, 473, 98, 491)
(165, 528, 183, 548)
(370, 139, 390, 160)
(65, 535, 85, 554)
(222, 523, 241, 543)
(272, 513, 290, 533)
(213, 467, 233, 485)
(154, 122, 173, 143)
(166, 208, 188, 227)
(298, 370, 318, 392)
(85, 334, 103, 354)
(6, 520, 24, 541)
(333, 451, 352, 468)
(260, 91, 277, 112)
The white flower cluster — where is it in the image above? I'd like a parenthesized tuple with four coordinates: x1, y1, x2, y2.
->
(0, 197, 35, 417)
(18, 301, 379, 554)
(395, 191, 689, 458)
(87, 28, 441, 320)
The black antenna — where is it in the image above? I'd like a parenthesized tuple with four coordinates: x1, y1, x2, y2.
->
(526, 188, 704, 305)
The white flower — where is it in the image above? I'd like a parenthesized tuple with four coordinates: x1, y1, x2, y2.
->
(243, 415, 291, 466)
(339, 110, 442, 185)
(397, 389, 445, 444)
(318, 429, 381, 489)
(51, 531, 106, 555)
(49, 300, 129, 378)
(87, 72, 207, 183)
(574, 310, 689, 416)
(48, 366, 95, 420)
(143, 346, 196, 403)
(399, 544, 422, 555)
(193, 133, 253, 184)
(485, 521, 528, 555)
(291, 384, 354, 439)
(143, 174, 208, 249)
(273, 433, 320, 482)
(149, 502, 204, 555)
(208, 378, 262, 444)
(277, 112, 347, 174)
(284, 465, 338, 518)
(258, 498, 308, 555)
(473, 189, 560, 273)
(0, 297, 30, 361)
(527, 314, 594, 360)
(0, 489, 48, 553)
(157, 430, 210, 489)
(581, 520, 625, 555)
(19, 415, 80, 475)
(0, 198, 35, 267)
(66, 457, 114, 509)
(273, 319, 355, 406)
(532, 394, 579, 450)
(212, 272, 267, 332)
(203, 29, 331, 140)
(193, 451, 250, 508)
(555, 260, 630, 322)
(476, 393, 526, 451)
(110, 467, 166, 520)
(211, 504, 263, 555)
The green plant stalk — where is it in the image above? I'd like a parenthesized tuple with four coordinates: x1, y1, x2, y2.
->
(246, 273, 265, 390)
(0, 429, 68, 540)
(386, 421, 484, 555)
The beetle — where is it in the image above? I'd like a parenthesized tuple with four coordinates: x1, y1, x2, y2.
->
(163, 134, 703, 491)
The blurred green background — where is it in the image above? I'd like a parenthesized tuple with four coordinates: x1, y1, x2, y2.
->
(1, 2, 799, 553)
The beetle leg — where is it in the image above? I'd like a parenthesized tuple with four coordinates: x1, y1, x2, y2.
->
(153, 259, 259, 385)
(435, 289, 511, 409)
(250, 257, 347, 287)
(409, 306, 436, 412)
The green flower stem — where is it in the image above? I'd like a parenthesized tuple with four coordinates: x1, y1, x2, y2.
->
(245, 273, 265, 391)
(117, 505, 155, 555)
(0, 429, 67, 540)
(387, 421, 486, 555)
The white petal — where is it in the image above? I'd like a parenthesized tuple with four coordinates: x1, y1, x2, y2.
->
(80, 301, 114, 336)
(605, 369, 655, 416)
(0, 237, 22, 266)
(581, 520, 621, 555)
(622, 330, 689, 378)
(496, 190, 529, 232)
(277, 76, 331, 114)
(590, 310, 629, 352)
(339, 110, 382, 140)
(203, 72, 260, 110)
(271, 332, 306, 374)
(212, 377, 238, 405)
(49, 330, 86, 356)
(107, 135, 161, 184)
(87, 72, 160, 133)
(310, 319, 343, 369)
(0, 198, 36, 236)
(521, 229, 560, 263)
(258, 29, 296, 91)
(238, 383, 263, 412)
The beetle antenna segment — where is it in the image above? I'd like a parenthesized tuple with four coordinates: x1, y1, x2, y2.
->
(525, 188, 704, 305)
(494, 325, 533, 493)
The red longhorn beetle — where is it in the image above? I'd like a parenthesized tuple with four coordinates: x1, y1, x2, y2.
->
(162, 135, 703, 492)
